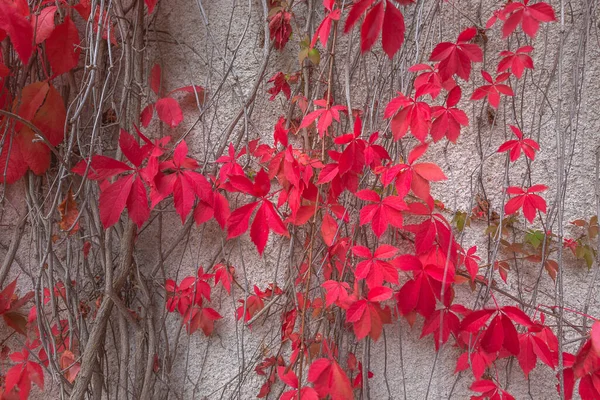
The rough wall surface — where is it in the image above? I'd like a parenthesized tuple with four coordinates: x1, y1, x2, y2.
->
(2, 0, 599, 399)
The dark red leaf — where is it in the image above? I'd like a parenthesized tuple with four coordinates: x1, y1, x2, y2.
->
(46, 16, 81, 76)
(0, 1, 33, 64)
(360, 2, 384, 53)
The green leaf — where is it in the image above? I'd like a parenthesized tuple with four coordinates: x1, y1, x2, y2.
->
(452, 211, 470, 232)
(525, 230, 544, 249)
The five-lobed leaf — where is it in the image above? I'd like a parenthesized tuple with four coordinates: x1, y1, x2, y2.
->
(504, 184, 548, 223)
(429, 27, 483, 81)
(501, 1, 556, 38)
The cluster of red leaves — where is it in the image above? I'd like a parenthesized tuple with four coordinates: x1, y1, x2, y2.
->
(0, 1, 81, 75)
(165, 267, 224, 335)
(268, 6, 292, 50)
(0, 0, 579, 399)
(250, 3, 558, 398)
(0, 279, 84, 398)
(236, 284, 281, 323)
(486, 0, 556, 38)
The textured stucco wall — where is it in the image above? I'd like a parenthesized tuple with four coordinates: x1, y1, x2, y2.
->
(141, 0, 600, 399)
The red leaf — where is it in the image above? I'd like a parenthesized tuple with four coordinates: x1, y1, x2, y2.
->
(386, 94, 431, 142)
(321, 213, 337, 246)
(360, 2, 384, 52)
(213, 191, 230, 229)
(396, 274, 436, 318)
(126, 176, 150, 228)
(227, 202, 259, 239)
(171, 175, 197, 222)
(73, 0, 92, 19)
(421, 307, 462, 350)
(460, 308, 495, 332)
(214, 264, 234, 294)
(358, 192, 406, 238)
(0, 1, 33, 64)
(347, 300, 371, 339)
(446, 85, 462, 107)
(501, 305, 533, 327)
(502, 314, 520, 355)
(248, 201, 287, 255)
(470, 70, 514, 109)
(267, 72, 291, 101)
(374, 244, 398, 259)
(502, 1, 556, 38)
(318, 164, 340, 184)
(14, 82, 67, 175)
(33, 6, 57, 44)
(429, 27, 483, 81)
(592, 321, 600, 355)
(344, 0, 376, 33)
(518, 334, 537, 377)
(0, 280, 17, 314)
(381, 2, 405, 58)
(145, 0, 158, 14)
(0, 139, 28, 184)
(140, 103, 155, 127)
(197, 307, 222, 336)
(504, 185, 547, 223)
(250, 202, 269, 255)
(229, 174, 255, 195)
(150, 64, 161, 95)
(367, 286, 392, 302)
(498, 46, 534, 79)
(470, 379, 498, 394)
(46, 16, 81, 76)
(481, 315, 504, 353)
(307, 358, 331, 396)
(72, 155, 132, 180)
(412, 163, 447, 181)
(322, 280, 350, 307)
(457, 26, 477, 42)
(497, 125, 539, 161)
(308, 359, 353, 400)
(119, 129, 150, 167)
(269, 10, 292, 50)
(155, 97, 183, 128)
(99, 175, 135, 228)
(277, 366, 299, 389)
(531, 335, 555, 368)
(15, 126, 51, 176)
(311, 8, 341, 49)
